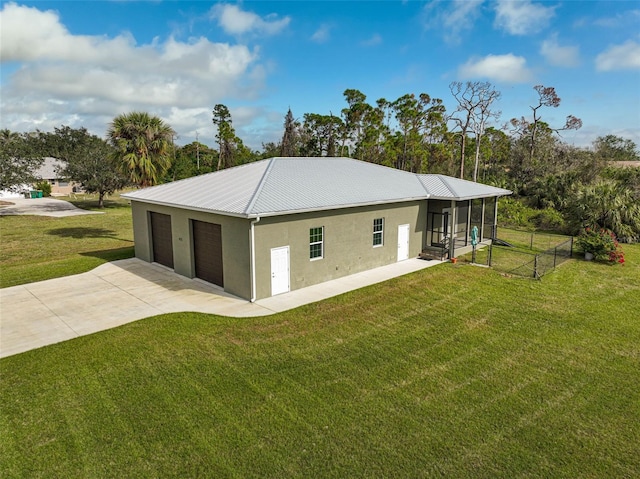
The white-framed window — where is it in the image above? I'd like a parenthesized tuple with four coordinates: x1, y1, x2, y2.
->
(373, 218, 384, 247)
(309, 227, 324, 260)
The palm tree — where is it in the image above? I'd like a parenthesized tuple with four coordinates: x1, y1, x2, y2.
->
(569, 179, 640, 241)
(107, 112, 175, 187)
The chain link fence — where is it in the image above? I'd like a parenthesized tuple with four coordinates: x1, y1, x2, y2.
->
(467, 228, 574, 279)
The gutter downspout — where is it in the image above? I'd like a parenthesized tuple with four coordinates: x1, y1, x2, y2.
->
(250, 216, 261, 302)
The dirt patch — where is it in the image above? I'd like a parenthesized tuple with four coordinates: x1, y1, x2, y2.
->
(0, 200, 15, 207)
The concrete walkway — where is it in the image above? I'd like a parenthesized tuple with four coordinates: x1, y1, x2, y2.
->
(0, 197, 103, 217)
(0, 258, 442, 359)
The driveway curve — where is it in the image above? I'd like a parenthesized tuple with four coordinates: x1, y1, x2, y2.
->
(0, 197, 104, 217)
(0, 257, 440, 359)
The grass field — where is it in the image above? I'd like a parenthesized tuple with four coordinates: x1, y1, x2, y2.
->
(0, 196, 134, 288)
(1, 243, 638, 477)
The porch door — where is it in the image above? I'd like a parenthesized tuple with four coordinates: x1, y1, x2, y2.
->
(430, 212, 449, 247)
(397, 224, 410, 262)
(270, 246, 290, 296)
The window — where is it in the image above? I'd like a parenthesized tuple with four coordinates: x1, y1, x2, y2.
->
(309, 227, 324, 260)
(373, 218, 384, 246)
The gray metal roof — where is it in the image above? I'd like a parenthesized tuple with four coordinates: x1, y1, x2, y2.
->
(417, 174, 511, 200)
(123, 157, 511, 218)
(35, 157, 65, 180)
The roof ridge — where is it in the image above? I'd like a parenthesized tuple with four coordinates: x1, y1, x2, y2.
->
(244, 157, 277, 215)
(434, 174, 458, 197)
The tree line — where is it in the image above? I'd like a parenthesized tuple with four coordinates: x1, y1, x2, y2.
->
(1, 82, 638, 240)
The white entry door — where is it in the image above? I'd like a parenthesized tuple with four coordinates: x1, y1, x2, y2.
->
(397, 224, 410, 261)
(270, 246, 290, 296)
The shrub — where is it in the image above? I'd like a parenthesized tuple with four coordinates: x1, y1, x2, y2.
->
(575, 227, 625, 264)
(34, 180, 52, 197)
(498, 198, 537, 230)
(532, 208, 566, 232)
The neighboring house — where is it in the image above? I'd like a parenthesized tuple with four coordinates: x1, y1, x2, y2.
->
(123, 157, 511, 301)
(36, 157, 79, 196)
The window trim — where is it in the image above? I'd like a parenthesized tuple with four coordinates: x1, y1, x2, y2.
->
(373, 218, 384, 247)
(309, 226, 324, 260)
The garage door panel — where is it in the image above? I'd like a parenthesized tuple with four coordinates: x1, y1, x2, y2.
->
(150, 212, 174, 269)
(193, 220, 223, 287)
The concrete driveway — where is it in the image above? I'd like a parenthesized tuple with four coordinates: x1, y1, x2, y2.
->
(0, 197, 104, 217)
(0, 257, 442, 359)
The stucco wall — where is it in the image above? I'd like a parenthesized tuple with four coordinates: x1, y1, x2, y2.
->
(130, 201, 252, 300)
(253, 201, 427, 300)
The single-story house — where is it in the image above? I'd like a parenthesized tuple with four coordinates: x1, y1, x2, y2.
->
(123, 157, 511, 301)
(37, 157, 79, 196)
(0, 158, 80, 198)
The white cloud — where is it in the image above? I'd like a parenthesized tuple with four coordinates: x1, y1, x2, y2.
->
(540, 34, 580, 67)
(423, 0, 484, 44)
(210, 3, 290, 36)
(494, 0, 556, 35)
(311, 24, 331, 43)
(0, 3, 266, 144)
(361, 33, 382, 47)
(595, 40, 640, 71)
(458, 54, 533, 83)
(593, 9, 640, 28)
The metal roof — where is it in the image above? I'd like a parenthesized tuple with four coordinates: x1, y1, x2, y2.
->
(123, 157, 511, 218)
(417, 174, 511, 200)
(35, 157, 65, 180)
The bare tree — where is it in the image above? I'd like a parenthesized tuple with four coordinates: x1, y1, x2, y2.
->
(470, 86, 501, 182)
(524, 85, 582, 163)
(449, 81, 501, 180)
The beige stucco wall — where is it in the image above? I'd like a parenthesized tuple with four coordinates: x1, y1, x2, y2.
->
(130, 201, 252, 300)
(253, 201, 427, 300)
(131, 200, 428, 301)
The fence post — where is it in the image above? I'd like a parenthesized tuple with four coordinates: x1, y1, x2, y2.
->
(488, 241, 493, 267)
(570, 236, 574, 257)
(554, 247, 557, 267)
(533, 254, 538, 279)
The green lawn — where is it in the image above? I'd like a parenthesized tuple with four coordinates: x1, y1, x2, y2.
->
(0, 196, 134, 288)
(1, 245, 638, 478)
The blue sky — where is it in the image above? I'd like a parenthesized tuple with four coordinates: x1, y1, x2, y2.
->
(1, 1, 639, 150)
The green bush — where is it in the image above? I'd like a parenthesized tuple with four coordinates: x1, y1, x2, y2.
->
(532, 208, 566, 232)
(497, 197, 537, 230)
(34, 181, 52, 197)
(575, 227, 617, 260)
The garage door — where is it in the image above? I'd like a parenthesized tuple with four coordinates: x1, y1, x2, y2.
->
(192, 220, 223, 287)
(150, 212, 174, 268)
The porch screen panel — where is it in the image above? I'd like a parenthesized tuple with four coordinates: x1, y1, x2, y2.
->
(470, 199, 483, 243)
(455, 201, 468, 248)
(484, 197, 496, 239)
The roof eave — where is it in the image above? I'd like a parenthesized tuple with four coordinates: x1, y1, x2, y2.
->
(429, 191, 512, 201)
(124, 197, 250, 219)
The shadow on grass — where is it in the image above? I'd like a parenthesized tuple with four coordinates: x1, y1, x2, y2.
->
(80, 246, 135, 261)
(66, 198, 131, 211)
(47, 227, 119, 239)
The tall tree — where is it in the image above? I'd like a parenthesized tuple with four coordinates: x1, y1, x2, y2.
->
(211, 104, 249, 169)
(469, 85, 501, 181)
(511, 85, 582, 164)
(212, 104, 234, 170)
(280, 108, 299, 157)
(449, 81, 501, 180)
(301, 113, 343, 157)
(107, 112, 174, 187)
(45, 126, 128, 208)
